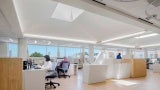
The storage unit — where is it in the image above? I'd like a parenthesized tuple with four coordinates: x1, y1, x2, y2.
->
(0, 58, 22, 90)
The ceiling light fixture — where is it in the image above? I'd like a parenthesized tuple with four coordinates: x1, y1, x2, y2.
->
(141, 43, 160, 48)
(51, 3, 84, 22)
(24, 34, 96, 44)
(9, 39, 13, 42)
(104, 43, 134, 48)
(101, 31, 145, 43)
(34, 40, 37, 44)
(134, 33, 158, 39)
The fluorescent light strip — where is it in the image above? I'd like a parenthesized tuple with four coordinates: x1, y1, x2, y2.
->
(141, 43, 160, 48)
(24, 34, 96, 44)
(134, 33, 158, 39)
(105, 43, 134, 48)
(101, 31, 145, 43)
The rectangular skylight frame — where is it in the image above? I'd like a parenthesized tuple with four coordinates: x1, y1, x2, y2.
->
(51, 3, 84, 22)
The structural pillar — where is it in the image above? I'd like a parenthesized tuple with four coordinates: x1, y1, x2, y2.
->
(18, 38, 28, 60)
(80, 47, 85, 63)
(144, 49, 148, 58)
(57, 47, 60, 58)
(126, 48, 133, 59)
(0, 42, 8, 57)
(89, 45, 94, 63)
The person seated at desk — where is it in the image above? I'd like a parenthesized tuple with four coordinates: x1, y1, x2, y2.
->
(56, 57, 70, 77)
(36, 55, 52, 71)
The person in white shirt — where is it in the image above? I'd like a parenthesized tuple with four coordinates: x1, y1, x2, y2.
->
(41, 55, 52, 70)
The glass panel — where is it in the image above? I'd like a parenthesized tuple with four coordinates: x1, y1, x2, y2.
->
(28, 44, 47, 57)
(46, 46, 57, 57)
(8, 43, 18, 57)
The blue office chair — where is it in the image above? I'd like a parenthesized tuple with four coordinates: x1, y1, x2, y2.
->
(57, 62, 70, 78)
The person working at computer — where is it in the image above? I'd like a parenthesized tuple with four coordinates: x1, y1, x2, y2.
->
(56, 57, 70, 77)
(36, 55, 52, 70)
(116, 53, 122, 60)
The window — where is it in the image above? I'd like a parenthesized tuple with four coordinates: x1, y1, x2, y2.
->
(133, 50, 144, 58)
(28, 45, 47, 57)
(46, 46, 57, 57)
(8, 43, 18, 57)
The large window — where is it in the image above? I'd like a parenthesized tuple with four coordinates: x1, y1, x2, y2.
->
(28, 45, 47, 57)
(148, 50, 156, 59)
(46, 46, 57, 57)
(133, 50, 144, 58)
(8, 43, 18, 57)
(66, 47, 81, 57)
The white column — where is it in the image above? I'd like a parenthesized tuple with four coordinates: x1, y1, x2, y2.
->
(80, 47, 85, 63)
(57, 47, 60, 58)
(18, 38, 28, 60)
(126, 48, 133, 59)
(0, 42, 8, 57)
(89, 45, 94, 63)
(144, 49, 148, 58)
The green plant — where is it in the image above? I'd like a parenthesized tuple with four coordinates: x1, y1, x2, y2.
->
(30, 52, 43, 57)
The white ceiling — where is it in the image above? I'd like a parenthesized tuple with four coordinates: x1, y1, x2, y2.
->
(13, 0, 144, 41)
(0, 0, 22, 38)
(100, 0, 160, 26)
(0, 0, 160, 48)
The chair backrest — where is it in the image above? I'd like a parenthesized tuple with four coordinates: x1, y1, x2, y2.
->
(62, 62, 70, 71)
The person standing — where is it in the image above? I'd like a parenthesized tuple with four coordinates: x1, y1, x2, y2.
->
(116, 53, 122, 59)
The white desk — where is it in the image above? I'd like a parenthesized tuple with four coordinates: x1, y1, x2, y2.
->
(153, 64, 160, 73)
(23, 69, 45, 90)
(114, 63, 131, 79)
(83, 64, 107, 84)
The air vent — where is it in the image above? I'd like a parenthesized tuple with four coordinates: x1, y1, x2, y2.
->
(92, 0, 106, 5)
(138, 18, 153, 24)
(147, 0, 160, 7)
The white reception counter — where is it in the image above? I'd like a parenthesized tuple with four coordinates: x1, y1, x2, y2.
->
(23, 69, 45, 90)
(83, 64, 107, 84)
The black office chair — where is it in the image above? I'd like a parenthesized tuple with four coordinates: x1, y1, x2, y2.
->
(57, 62, 70, 78)
(45, 70, 60, 89)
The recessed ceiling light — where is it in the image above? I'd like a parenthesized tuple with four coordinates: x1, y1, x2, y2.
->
(9, 39, 13, 42)
(134, 33, 158, 39)
(101, 31, 145, 43)
(51, 3, 84, 22)
(24, 34, 96, 44)
(104, 43, 134, 48)
(141, 43, 160, 48)
(34, 40, 37, 44)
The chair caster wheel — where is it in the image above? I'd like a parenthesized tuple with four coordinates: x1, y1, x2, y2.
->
(54, 86, 56, 89)
(58, 84, 60, 86)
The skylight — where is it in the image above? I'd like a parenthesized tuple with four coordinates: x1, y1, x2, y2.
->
(51, 3, 84, 22)
(134, 33, 158, 39)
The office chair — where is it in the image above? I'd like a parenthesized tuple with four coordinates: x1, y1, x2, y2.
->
(45, 70, 60, 89)
(57, 62, 70, 78)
